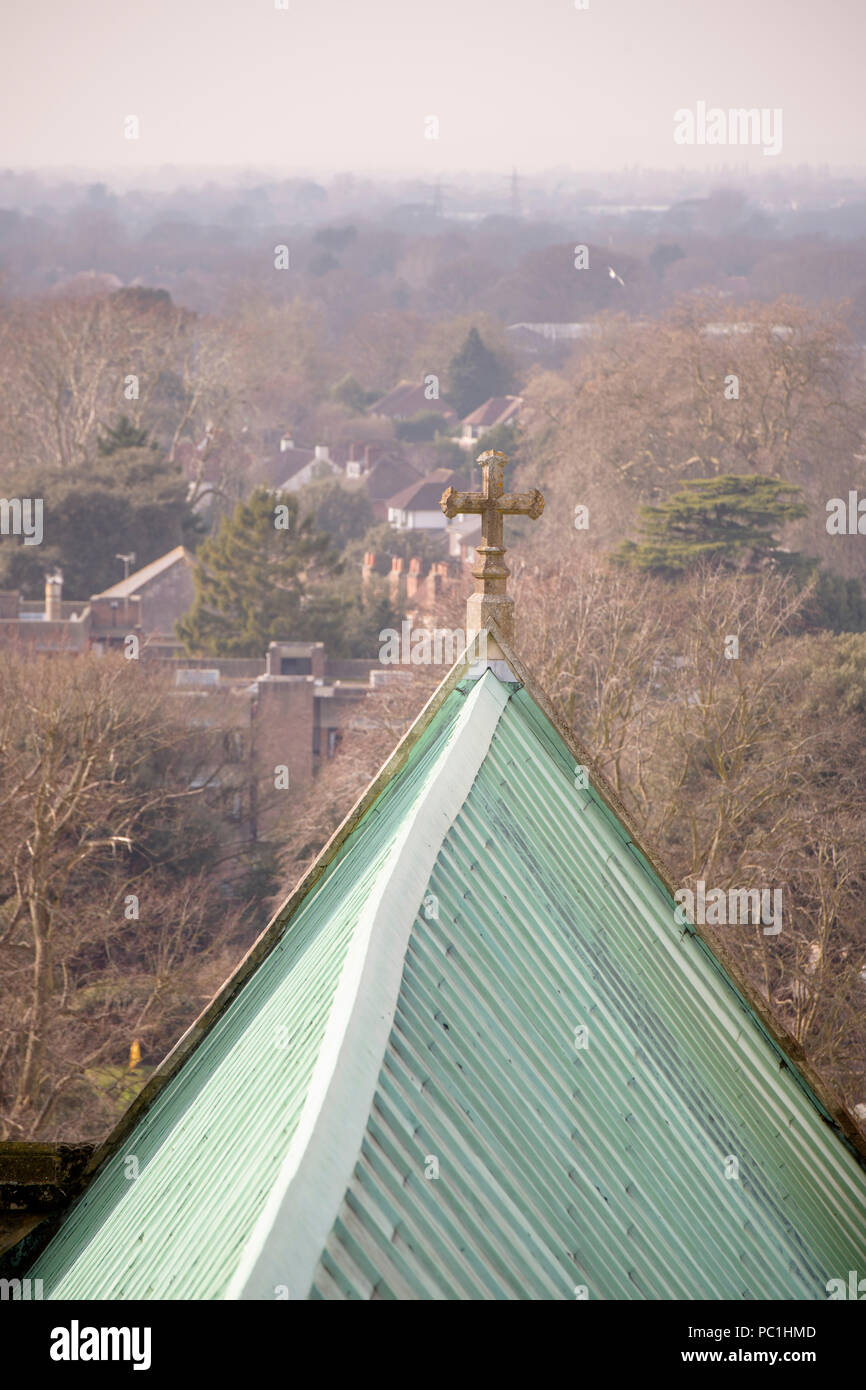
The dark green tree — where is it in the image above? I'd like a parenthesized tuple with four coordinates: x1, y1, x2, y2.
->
(177, 487, 340, 656)
(447, 327, 510, 418)
(348, 521, 448, 577)
(314, 225, 357, 253)
(394, 412, 453, 443)
(329, 374, 376, 413)
(296, 478, 375, 552)
(804, 570, 866, 634)
(615, 474, 808, 576)
(430, 438, 468, 470)
(308, 250, 340, 277)
(648, 243, 686, 280)
(297, 576, 401, 657)
(805, 632, 866, 714)
(97, 415, 154, 455)
(469, 420, 521, 462)
(0, 450, 193, 599)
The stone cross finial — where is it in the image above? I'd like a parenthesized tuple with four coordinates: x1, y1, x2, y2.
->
(441, 450, 544, 644)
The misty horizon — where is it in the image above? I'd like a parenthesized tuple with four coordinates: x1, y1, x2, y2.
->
(3, 0, 865, 174)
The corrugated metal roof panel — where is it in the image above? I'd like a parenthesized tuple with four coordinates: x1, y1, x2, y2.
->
(28, 690, 470, 1299)
(309, 681, 866, 1299)
(26, 669, 866, 1300)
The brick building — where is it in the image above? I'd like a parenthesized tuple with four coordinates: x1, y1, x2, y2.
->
(0, 550, 194, 655)
(169, 642, 390, 840)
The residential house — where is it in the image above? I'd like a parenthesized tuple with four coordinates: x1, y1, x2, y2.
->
(0, 574, 91, 653)
(506, 322, 600, 360)
(342, 444, 424, 519)
(368, 381, 457, 424)
(386, 468, 464, 532)
(90, 547, 195, 651)
(168, 642, 390, 840)
(271, 442, 339, 492)
(459, 395, 523, 450)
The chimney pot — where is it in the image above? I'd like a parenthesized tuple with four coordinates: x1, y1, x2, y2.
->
(45, 569, 63, 622)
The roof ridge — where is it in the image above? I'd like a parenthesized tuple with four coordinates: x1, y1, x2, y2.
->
(226, 671, 510, 1298)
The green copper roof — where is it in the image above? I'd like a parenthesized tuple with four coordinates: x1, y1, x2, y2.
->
(27, 689, 468, 1299)
(27, 667, 866, 1299)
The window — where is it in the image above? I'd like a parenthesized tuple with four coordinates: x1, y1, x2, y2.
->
(223, 729, 244, 762)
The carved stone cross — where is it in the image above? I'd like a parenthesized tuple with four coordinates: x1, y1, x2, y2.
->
(441, 449, 544, 644)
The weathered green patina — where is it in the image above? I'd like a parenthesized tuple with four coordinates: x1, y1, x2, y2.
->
(22, 664, 866, 1299)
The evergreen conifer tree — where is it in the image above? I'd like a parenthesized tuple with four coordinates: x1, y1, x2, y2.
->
(447, 327, 509, 417)
(177, 488, 339, 656)
(616, 475, 808, 576)
(97, 415, 154, 454)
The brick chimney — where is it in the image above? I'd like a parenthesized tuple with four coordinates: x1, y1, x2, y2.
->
(430, 560, 449, 597)
(361, 551, 377, 584)
(45, 570, 63, 622)
(406, 556, 423, 599)
(389, 555, 405, 602)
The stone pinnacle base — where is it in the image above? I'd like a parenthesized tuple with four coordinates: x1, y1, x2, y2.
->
(466, 592, 514, 646)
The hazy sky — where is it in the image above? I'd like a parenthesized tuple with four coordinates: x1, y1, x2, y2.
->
(2, 0, 864, 174)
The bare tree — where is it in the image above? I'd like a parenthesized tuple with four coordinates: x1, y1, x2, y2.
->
(0, 652, 247, 1140)
(519, 295, 866, 573)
